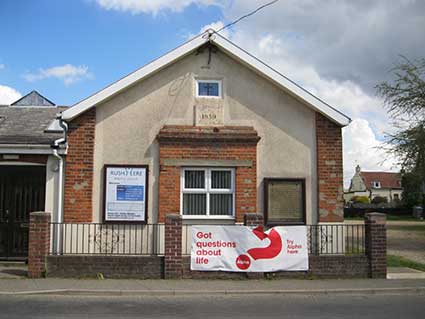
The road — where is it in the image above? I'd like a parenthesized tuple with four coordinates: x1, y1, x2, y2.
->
(0, 293, 423, 319)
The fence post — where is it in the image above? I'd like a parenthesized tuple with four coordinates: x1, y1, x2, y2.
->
(164, 214, 182, 279)
(28, 212, 51, 278)
(244, 213, 264, 227)
(365, 212, 387, 278)
(244, 213, 264, 279)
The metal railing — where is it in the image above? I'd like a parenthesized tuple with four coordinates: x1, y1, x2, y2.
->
(50, 223, 165, 256)
(307, 224, 365, 255)
(182, 224, 365, 256)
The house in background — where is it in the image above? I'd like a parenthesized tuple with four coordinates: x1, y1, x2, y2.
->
(0, 91, 66, 260)
(344, 165, 402, 203)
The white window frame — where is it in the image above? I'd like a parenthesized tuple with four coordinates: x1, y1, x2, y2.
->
(180, 167, 235, 219)
(373, 181, 381, 188)
(195, 79, 222, 98)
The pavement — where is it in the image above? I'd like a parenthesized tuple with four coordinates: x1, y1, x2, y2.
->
(1, 262, 424, 296)
(0, 276, 424, 296)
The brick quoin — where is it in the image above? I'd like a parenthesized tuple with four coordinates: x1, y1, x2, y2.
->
(28, 212, 51, 278)
(63, 108, 96, 222)
(316, 113, 344, 222)
(157, 126, 260, 223)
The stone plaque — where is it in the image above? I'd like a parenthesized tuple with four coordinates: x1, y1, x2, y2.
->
(195, 105, 224, 126)
(267, 180, 304, 223)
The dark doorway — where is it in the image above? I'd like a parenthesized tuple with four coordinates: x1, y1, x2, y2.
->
(0, 166, 46, 260)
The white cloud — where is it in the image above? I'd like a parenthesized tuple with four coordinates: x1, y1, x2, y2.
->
(23, 64, 93, 86)
(95, 0, 223, 15)
(343, 119, 399, 188)
(199, 24, 400, 186)
(0, 85, 21, 105)
(0, 64, 4, 70)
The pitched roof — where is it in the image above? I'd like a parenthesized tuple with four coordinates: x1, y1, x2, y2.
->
(62, 30, 351, 126)
(0, 106, 66, 145)
(361, 171, 402, 190)
(11, 90, 56, 107)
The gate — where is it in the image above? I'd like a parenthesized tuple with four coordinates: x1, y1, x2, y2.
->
(0, 166, 46, 260)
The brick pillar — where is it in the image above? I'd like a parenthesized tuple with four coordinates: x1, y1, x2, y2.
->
(28, 212, 51, 278)
(365, 212, 387, 278)
(244, 213, 264, 279)
(164, 214, 183, 279)
(244, 213, 264, 227)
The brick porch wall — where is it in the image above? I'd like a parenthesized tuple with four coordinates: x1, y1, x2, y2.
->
(63, 108, 96, 222)
(316, 113, 344, 222)
(157, 126, 260, 223)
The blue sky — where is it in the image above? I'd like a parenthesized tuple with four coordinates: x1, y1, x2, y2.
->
(1, 0, 424, 184)
(0, 0, 223, 105)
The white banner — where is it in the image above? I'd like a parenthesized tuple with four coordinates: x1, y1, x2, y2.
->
(191, 226, 308, 272)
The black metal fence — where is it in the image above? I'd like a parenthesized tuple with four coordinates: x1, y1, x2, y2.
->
(307, 224, 365, 255)
(49, 223, 165, 256)
(49, 223, 365, 257)
(182, 224, 366, 256)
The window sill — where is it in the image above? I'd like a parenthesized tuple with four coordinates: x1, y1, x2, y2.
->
(181, 215, 235, 220)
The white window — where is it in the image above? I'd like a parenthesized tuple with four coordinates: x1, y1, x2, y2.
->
(373, 181, 381, 188)
(195, 79, 222, 98)
(181, 168, 235, 218)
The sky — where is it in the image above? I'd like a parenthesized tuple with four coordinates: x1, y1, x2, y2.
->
(1, 0, 424, 187)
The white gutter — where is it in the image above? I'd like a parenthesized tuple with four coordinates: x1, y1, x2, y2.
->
(51, 114, 68, 255)
(0, 144, 66, 155)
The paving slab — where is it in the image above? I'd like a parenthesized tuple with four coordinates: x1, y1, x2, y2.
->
(387, 267, 425, 279)
(0, 264, 27, 279)
(0, 278, 424, 296)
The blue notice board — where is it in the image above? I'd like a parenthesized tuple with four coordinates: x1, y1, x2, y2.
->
(116, 185, 144, 201)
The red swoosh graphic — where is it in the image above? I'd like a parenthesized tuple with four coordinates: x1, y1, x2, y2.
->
(247, 226, 283, 260)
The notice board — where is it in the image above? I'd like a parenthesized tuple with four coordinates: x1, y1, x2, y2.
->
(103, 165, 148, 222)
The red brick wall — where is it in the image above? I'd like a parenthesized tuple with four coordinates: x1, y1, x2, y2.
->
(63, 108, 96, 222)
(316, 113, 344, 222)
(158, 126, 259, 223)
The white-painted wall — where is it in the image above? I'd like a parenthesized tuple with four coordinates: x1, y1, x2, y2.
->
(92, 48, 317, 224)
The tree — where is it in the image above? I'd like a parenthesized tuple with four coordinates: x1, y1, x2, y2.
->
(401, 171, 422, 207)
(376, 57, 425, 207)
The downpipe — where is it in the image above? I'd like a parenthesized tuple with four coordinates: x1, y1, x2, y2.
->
(51, 114, 68, 255)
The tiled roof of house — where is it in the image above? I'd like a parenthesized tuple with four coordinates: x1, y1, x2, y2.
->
(0, 105, 67, 145)
(361, 171, 402, 190)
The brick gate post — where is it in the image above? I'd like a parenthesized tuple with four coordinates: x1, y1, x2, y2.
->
(28, 212, 51, 278)
(164, 214, 182, 279)
(365, 212, 387, 278)
(244, 213, 264, 227)
(244, 213, 264, 279)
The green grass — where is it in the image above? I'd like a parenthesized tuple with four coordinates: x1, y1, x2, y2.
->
(345, 214, 424, 221)
(386, 215, 424, 221)
(387, 255, 425, 272)
(388, 225, 425, 233)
